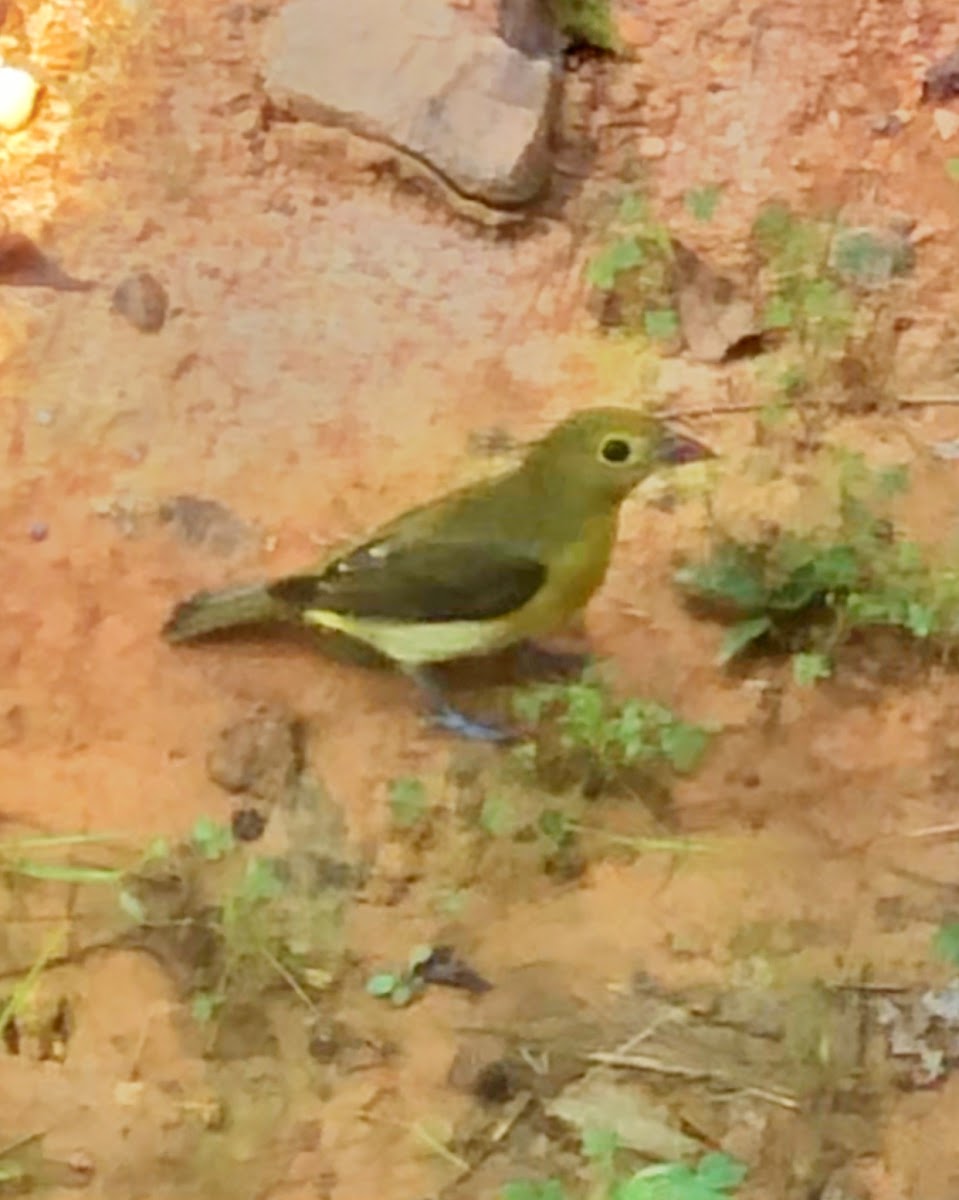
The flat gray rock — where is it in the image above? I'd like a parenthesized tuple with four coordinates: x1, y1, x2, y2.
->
(263, 0, 557, 209)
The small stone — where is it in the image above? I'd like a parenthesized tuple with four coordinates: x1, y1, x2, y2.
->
(923, 47, 959, 103)
(0, 64, 39, 132)
(263, 0, 557, 209)
(207, 704, 303, 801)
(111, 272, 168, 333)
(638, 135, 667, 159)
(158, 494, 253, 555)
(933, 106, 959, 140)
(870, 112, 903, 137)
(231, 806, 267, 842)
(28, 521, 48, 542)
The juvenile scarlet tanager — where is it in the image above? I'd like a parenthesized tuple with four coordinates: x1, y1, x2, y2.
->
(163, 407, 711, 740)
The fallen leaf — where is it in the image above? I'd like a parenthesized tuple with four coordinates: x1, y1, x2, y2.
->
(546, 1068, 702, 1160)
(674, 242, 759, 363)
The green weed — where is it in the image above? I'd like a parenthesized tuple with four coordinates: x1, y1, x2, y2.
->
(750, 203, 912, 413)
(389, 777, 430, 829)
(514, 672, 710, 779)
(503, 1146, 746, 1200)
(683, 185, 722, 222)
(550, 0, 618, 50)
(946, 157, 959, 183)
(586, 191, 677, 338)
(933, 920, 959, 967)
(366, 944, 434, 1007)
(676, 451, 959, 674)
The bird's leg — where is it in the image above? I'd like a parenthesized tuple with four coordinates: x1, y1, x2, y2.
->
(404, 667, 517, 744)
(515, 640, 591, 680)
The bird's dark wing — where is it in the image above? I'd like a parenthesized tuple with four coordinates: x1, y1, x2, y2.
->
(268, 539, 546, 623)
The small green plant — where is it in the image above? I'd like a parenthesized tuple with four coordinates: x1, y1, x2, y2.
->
(190, 815, 235, 861)
(933, 920, 959, 967)
(550, 0, 618, 51)
(366, 944, 434, 1007)
(753, 204, 856, 363)
(388, 777, 429, 829)
(945, 157, 959, 183)
(683, 184, 722, 222)
(677, 452, 959, 674)
(503, 1150, 746, 1200)
(587, 191, 677, 338)
(514, 673, 710, 777)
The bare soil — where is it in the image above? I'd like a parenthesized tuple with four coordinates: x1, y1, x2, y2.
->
(4, 0, 959, 1197)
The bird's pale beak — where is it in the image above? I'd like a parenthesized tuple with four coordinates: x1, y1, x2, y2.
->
(656, 428, 714, 464)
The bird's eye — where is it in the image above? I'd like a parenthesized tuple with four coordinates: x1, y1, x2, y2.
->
(599, 436, 633, 464)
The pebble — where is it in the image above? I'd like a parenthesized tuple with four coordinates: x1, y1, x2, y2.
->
(28, 521, 48, 542)
(933, 106, 959, 140)
(0, 64, 39, 132)
(111, 272, 168, 333)
(638, 135, 667, 159)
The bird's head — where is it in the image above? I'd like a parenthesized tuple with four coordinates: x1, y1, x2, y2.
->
(525, 407, 713, 503)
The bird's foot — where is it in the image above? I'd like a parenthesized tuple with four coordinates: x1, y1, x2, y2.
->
(406, 666, 518, 744)
(515, 641, 591, 680)
(428, 705, 518, 744)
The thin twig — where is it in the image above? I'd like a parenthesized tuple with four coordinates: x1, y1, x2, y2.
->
(904, 822, 959, 838)
(735, 1086, 800, 1111)
(662, 395, 959, 421)
(662, 401, 765, 419)
(259, 947, 317, 1014)
(586, 1050, 799, 1109)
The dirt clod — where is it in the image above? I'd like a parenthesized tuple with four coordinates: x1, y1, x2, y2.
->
(206, 705, 304, 801)
(111, 271, 169, 332)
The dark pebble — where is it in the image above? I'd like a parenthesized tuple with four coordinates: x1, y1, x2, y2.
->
(28, 521, 49, 542)
(922, 48, 959, 103)
(111, 272, 168, 333)
(231, 806, 267, 842)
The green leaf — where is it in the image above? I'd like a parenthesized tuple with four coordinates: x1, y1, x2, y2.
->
(659, 722, 710, 773)
(502, 1181, 567, 1200)
(675, 545, 771, 612)
(390, 982, 414, 1007)
(242, 857, 284, 901)
(763, 294, 794, 329)
(143, 836, 171, 862)
(945, 157, 959, 182)
(695, 1152, 748, 1191)
(190, 816, 235, 861)
(582, 1127, 620, 1161)
(905, 601, 936, 638)
(408, 943, 434, 971)
(7, 861, 123, 884)
(389, 777, 428, 828)
(792, 652, 832, 686)
(684, 184, 722, 221)
(719, 616, 772, 663)
(617, 1152, 746, 1199)
(191, 991, 222, 1023)
(933, 921, 959, 966)
(618, 192, 648, 224)
(643, 308, 680, 340)
(480, 793, 519, 837)
(366, 972, 398, 997)
(587, 237, 645, 290)
(539, 809, 573, 846)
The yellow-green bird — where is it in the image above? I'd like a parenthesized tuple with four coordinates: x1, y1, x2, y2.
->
(163, 407, 711, 740)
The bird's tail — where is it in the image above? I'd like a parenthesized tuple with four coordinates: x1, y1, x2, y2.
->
(162, 583, 285, 642)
